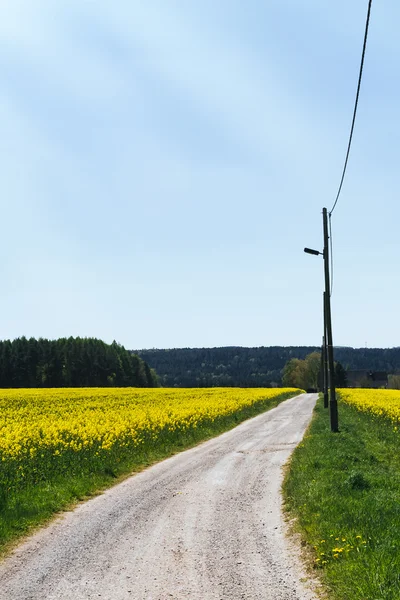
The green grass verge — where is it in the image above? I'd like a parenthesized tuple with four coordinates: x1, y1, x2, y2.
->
(0, 389, 300, 557)
(283, 395, 400, 600)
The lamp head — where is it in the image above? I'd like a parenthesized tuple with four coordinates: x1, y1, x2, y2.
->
(304, 247, 322, 256)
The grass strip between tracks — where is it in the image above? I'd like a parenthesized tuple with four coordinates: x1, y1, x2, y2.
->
(283, 395, 400, 600)
(0, 389, 299, 557)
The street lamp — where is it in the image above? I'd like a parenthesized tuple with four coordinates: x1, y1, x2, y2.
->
(304, 208, 339, 433)
(304, 247, 322, 257)
(303, 248, 328, 407)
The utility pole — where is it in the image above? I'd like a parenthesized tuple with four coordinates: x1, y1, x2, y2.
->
(323, 292, 329, 409)
(320, 335, 324, 392)
(322, 208, 339, 432)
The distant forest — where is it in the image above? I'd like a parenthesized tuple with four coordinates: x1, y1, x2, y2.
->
(0, 337, 158, 388)
(137, 346, 400, 388)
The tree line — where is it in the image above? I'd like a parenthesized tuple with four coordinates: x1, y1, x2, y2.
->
(0, 337, 159, 388)
(281, 352, 347, 390)
(137, 346, 320, 388)
(137, 345, 400, 388)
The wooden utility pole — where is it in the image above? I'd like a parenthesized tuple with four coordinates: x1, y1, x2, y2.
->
(323, 292, 329, 409)
(322, 208, 339, 432)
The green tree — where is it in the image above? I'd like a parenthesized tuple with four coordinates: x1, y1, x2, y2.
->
(0, 337, 158, 388)
(282, 358, 307, 389)
(282, 358, 301, 387)
(388, 374, 400, 389)
(335, 361, 348, 387)
(305, 352, 321, 390)
(282, 352, 322, 390)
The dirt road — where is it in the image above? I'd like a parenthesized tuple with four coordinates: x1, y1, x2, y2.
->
(0, 392, 318, 600)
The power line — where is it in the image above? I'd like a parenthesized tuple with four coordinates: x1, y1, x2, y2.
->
(328, 0, 373, 298)
(329, 0, 373, 216)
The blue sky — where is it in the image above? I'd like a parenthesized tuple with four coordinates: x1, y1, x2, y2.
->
(1, 0, 398, 349)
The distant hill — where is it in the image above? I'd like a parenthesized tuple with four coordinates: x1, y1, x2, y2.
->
(136, 346, 400, 388)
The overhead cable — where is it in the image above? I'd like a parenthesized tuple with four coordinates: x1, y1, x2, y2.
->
(329, 0, 373, 216)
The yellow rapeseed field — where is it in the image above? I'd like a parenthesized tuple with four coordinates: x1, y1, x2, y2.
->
(339, 388, 400, 423)
(0, 387, 299, 494)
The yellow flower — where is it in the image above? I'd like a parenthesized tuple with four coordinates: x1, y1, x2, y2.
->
(339, 388, 400, 424)
(0, 387, 297, 494)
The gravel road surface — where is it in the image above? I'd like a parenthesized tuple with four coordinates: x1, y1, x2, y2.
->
(0, 392, 318, 600)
